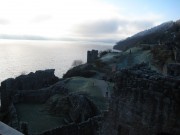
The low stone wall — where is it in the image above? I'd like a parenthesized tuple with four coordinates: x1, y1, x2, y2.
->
(37, 115, 102, 135)
(101, 64, 180, 135)
(14, 84, 68, 104)
(14, 89, 51, 104)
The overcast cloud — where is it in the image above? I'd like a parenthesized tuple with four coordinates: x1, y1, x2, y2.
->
(75, 19, 120, 35)
(0, 18, 9, 25)
(0, 0, 173, 43)
(74, 19, 156, 41)
(32, 15, 53, 23)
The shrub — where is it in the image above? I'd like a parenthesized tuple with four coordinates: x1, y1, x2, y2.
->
(151, 45, 174, 68)
(99, 49, 112, 58)
(95, 59, 106, 68)
(71, 60, 83, 67)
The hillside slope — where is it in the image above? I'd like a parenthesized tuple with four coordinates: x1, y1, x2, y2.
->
(114, 20, 180, 51)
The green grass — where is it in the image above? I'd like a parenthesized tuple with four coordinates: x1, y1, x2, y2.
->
(15, 77, 113, 134)
(15, 103, 64, 134)
(64, 77, 112, 110)
(65, 77, 103, 97)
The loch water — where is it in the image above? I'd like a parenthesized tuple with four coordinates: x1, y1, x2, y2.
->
(0, 40, 112, 83)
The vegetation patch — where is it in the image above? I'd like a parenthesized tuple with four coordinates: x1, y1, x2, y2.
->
(15, 103, 64, 134)
(151, 45, 174, 69)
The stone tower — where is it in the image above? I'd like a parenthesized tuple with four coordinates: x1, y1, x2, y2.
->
(87, 50, 98, 63)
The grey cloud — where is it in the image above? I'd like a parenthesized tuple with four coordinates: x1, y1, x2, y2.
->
(0, 18, 9, 25)
(76, 19, 120, 36)
(74, 19, 156, 43)
(115, 20, 155, 38)
(130, 21, 154, 30)
(117, 20, 154, 33)
(75, 19, 155, 37)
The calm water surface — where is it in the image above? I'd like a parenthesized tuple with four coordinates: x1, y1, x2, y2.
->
(0, 40, 113, 83)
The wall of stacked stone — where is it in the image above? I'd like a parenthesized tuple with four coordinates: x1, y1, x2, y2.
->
(37, 115, 102, 135)
(0, 69, 59, 112)
(7, 103, 19, 130)
(0, 69, 62, 132)
(167, 63, 180, 76)
(101, 65, 180, 135)
(13, 85, 68, 104)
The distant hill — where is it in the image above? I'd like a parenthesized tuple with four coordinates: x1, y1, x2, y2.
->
(114, 20, 180, 51)
(0, 34, 49, 40)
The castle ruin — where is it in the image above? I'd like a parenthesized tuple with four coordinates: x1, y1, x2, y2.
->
(87, 50, 98, 63)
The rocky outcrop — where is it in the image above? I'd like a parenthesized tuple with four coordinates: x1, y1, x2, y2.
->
(101, 64, 180, 135)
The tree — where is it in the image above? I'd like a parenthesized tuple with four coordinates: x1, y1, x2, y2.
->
(71, 60, 83, 67)
(99, 49, 112, 58)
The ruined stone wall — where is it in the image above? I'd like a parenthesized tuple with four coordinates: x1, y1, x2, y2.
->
(0, 69, 59, 112)
(7, 103, 19, 130)
(37, 115, 102, 135)
(0, 78, 14, 112)
(167, 63, 180, 77)
(101, 65, 180, 135)
(0, 69, 66, 133)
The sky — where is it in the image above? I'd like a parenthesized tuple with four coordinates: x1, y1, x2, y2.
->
(0, 0, 179, 43)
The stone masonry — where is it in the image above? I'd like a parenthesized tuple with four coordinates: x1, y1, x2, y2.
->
(101, 64, 180, 135)
(87, 50, 98, 63)
(0, 69, 59, 112)
(167, 63, 180, 77)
